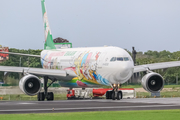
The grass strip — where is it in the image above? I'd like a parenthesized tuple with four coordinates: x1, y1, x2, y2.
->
(0, 109, 180, 120)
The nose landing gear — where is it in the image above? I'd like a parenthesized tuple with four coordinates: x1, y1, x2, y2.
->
(106, 84, 123, 100)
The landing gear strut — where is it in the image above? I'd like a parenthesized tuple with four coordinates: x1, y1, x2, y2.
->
(106, 84, 123, 100)
(38, 76, 56, 101)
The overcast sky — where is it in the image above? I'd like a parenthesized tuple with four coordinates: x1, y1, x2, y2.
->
(0, 0, 180, 52)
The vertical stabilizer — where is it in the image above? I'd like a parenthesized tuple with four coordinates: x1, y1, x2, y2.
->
(41, 0, 56, 49)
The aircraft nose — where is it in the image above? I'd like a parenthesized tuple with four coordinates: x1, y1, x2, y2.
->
(115, 62, 133, 82)
(120, 63, 131, 77)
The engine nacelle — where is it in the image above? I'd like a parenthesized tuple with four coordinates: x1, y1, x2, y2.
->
(141, 72, 164, 93)
(19, 74, 42, 96)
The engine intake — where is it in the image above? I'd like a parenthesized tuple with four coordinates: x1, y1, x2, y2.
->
(19, 74, 41, 96)
(141, 72, 164, 93)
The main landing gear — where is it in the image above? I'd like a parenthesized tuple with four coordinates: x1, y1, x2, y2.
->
(106, 84, 123, 100)
(38, 76, 56, 101)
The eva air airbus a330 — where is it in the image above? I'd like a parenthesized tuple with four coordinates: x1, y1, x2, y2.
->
(1, 0, 180, 101)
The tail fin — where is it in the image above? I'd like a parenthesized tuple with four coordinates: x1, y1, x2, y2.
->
(41, 0, 56, 49)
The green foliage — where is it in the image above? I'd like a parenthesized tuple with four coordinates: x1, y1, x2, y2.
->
(1, 48, 180, 85)
(1, 110, 180, 120)
(136, 50, 180, 84)
(0, 48, 42, 83)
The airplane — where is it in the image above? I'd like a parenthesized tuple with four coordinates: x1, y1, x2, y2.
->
(1, 0, 180, 101)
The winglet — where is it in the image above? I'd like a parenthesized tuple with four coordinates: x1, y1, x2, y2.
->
(41, 0, 56, 50)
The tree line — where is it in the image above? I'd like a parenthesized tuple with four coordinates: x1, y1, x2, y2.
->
(0, 48, 42, 84)
(135, 50, 180, 84)
(0, 48, 180, 85)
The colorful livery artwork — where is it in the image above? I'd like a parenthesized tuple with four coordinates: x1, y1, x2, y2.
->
(40, 47, 120, 88)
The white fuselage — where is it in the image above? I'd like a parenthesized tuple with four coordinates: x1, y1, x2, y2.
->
(41, 46, 134, 86)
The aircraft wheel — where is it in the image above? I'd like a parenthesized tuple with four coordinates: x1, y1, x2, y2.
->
(38, 92, 45, 101)
(120, 91, 123, 99)
(117, 91, 122, 100)
(47, 92, 54, 101)
(106, 91, 109, 99)
(112, 91, 116, 100)
(109, 91, 112, 99)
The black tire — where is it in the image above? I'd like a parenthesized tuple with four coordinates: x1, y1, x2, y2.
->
(38, 92, 45, 101)
(112, 91, 116, 100)
(109, 91, 112, 99)
(117, 91, 122, 100)
(47, 92, 54, 101)
(120, 91, 123, 99)
(106, 91, 109, 99)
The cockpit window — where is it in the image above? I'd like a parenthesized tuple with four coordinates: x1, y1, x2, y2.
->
(117, 57, 123, 61)
(110, 57, 130, 62)
(110, 57, 116, 61)
(124, 57, 129, 61)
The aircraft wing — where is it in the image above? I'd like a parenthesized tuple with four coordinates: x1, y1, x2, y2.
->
(0, 52, 77, 79)
(0, 51, 40, 57)
(0, 66, 76, 79)
(134, 61, 180, 73)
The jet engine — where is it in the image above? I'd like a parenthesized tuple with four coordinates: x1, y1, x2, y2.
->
(141, 72, 164, 93)
(19, 74, 42, 96)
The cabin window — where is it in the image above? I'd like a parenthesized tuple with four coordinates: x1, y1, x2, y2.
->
(67, 91, 72, 94)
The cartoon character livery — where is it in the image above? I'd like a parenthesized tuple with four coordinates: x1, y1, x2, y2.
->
(40, 0, 134, 88)
(1, 0, 171, 101)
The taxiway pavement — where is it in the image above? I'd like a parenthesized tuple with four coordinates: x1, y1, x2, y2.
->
(0, 98, 180, 114)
